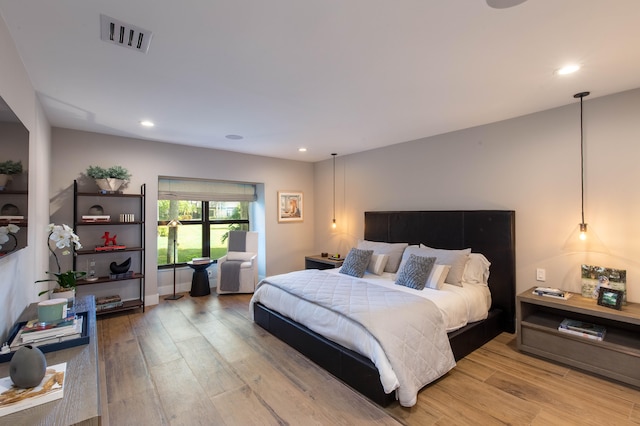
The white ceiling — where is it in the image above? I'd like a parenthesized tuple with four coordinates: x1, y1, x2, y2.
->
(1, 1, 640, 162)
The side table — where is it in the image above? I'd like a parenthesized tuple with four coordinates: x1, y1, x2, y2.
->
(187, 260, 215, 296)
(305, 254, 344, 270)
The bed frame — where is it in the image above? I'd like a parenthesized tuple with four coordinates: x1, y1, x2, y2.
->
(254, 210, 516, 406)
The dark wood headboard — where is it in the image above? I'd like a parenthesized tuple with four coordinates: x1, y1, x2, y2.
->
(364, 210, 516, 333)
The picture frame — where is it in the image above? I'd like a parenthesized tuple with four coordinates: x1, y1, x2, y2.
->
(597, 287, 624, 310)
(278, 191, 303, 222)
(581, 264, 627, 303)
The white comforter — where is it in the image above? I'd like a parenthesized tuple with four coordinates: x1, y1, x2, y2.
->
(249, 269, 459, 407)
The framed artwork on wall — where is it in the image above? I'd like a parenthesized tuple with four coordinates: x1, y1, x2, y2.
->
(278, 191, 303, 223)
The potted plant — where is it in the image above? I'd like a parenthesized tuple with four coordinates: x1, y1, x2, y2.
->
(36, 223, 86, 302)
(0, 160, 23, 190)
(86, 165, 131, 192)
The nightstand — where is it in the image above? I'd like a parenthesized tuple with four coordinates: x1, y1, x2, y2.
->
(517, 286, 640, 387)
(305, 254, 343, 270)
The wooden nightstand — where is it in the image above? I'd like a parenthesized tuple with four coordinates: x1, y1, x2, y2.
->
(305, 255, 344, 270)
(517, 286, 640, 387)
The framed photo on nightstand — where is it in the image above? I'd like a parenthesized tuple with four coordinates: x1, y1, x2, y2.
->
(597, 287, 624, 310)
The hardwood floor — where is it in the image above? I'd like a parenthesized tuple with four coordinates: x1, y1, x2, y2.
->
(98, 292, 640, 425)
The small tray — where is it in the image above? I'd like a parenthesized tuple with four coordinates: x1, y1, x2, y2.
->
(0, 311, 90, 363)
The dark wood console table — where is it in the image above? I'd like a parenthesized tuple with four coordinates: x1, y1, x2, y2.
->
(0, 295, 102, 425)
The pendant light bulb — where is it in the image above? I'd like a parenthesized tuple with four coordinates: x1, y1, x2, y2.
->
(574, 91, 590, 241)
(579, 223, 588, 240)
(331, 153, 337, 229)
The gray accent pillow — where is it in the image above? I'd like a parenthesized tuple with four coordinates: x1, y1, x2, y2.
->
(396, 254, 436, 290)
(398, 245, 471, 286)
(339, 248, 374, 278)
(356, 240, 409, 273)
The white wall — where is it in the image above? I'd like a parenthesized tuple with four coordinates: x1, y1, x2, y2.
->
(314, 88, 640, 302)
(0, 14, 51, 342)
(50, 129, 315, 305)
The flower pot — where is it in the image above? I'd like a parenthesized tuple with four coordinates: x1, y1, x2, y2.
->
(52, 288, 76, 306)
(94, 178, 124, 193)
(0, 174, 9, 190)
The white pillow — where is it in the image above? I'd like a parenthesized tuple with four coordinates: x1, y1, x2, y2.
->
(417, 245, 471, 286)
(367, 253, 389, 276)
(226, 251, 255, 262)
(426, 264, 451, 290)
(357, 240, 408, 273)
(462, 253, 491, 286)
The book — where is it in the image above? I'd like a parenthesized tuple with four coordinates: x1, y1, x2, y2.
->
(533, 287, 571, 299)
(20, 316, 80, 343)
(96, 301, 124, 311)
(191, 257, 211, 264)
(10, 327, 82, 350)
(559, 318, 606, 338)
(95, 295, 121, 305)
(109, 271, 134, 280)
(81, 215, 110, 222)
(0, 362, 66, 417)
(557, 326, 604, 341)
(21, 315, 76, 335)
(95, 245, 126, 251)
(10, 317, 82, 349)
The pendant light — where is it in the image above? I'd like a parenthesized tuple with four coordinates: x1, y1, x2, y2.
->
(574, 91, 589, 241)
(331, 153, 337, 229)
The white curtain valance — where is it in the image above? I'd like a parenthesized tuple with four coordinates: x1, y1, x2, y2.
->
(158, 177, 257, 202)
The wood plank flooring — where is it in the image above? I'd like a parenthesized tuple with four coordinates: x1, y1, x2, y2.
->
(97, 292, 640, 425)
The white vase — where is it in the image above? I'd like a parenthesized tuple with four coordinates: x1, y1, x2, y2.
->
(0, 174, 9, 190)
(95, 178, 124, 192)
(52, 288, 76, 306)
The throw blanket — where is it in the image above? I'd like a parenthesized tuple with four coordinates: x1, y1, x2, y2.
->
(250, 269, 456, 407)
(220, 260, 242, 291)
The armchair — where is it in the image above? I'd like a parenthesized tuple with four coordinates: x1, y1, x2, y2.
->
(217, 231, 258, 294)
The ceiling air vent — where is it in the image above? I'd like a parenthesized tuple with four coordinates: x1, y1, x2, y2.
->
(100, 14, 153, 54)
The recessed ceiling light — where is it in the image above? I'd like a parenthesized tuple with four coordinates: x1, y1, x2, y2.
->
(140, 120, 154, 127)
(298, 147, 307, 152)
(556, 65, 581, 75)
(225, 134, 243, 140)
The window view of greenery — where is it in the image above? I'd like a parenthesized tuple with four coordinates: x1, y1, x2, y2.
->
(157, 200, 249, 267)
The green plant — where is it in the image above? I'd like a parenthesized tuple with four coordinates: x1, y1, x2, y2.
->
(86, 165, 131, 180)
(0, 160, 23, 175)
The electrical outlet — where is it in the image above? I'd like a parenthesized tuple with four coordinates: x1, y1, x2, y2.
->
(536, 268, 546, 282)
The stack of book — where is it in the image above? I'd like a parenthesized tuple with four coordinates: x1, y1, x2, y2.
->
(532, 287, 572, 300)
(558, 318, 606, 341)
(191, 257, 211, 265)
(109, 270, 134, 280)
(96, 295, 123, 311)
(81, 215, 110, 222)
(9, 315, 83, 350)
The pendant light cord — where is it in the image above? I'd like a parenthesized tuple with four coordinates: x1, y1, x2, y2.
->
(580, 94, 585, 225)
(574, 91, 589, 226)
(332, 153, 337, 223)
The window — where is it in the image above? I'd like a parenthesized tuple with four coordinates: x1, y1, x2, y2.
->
(157, 178, 256, 268)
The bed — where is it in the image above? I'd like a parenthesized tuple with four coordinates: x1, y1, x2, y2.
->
(251, 210, 516, 406)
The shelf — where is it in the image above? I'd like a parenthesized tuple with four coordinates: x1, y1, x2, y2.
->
(96, 299, 144, 316)
(76, 272, 144, 286)
(76, 221, 144, 226)
(76, 191, 143, 198)
(73, 180, 145, 315)
(0, 189, 27, 195)
(76, 246, 143, 255)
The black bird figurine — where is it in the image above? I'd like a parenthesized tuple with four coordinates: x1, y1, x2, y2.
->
(110, 257, 131, 274)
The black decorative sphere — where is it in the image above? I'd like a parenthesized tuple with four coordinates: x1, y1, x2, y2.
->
(10, 345, 47, 388)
